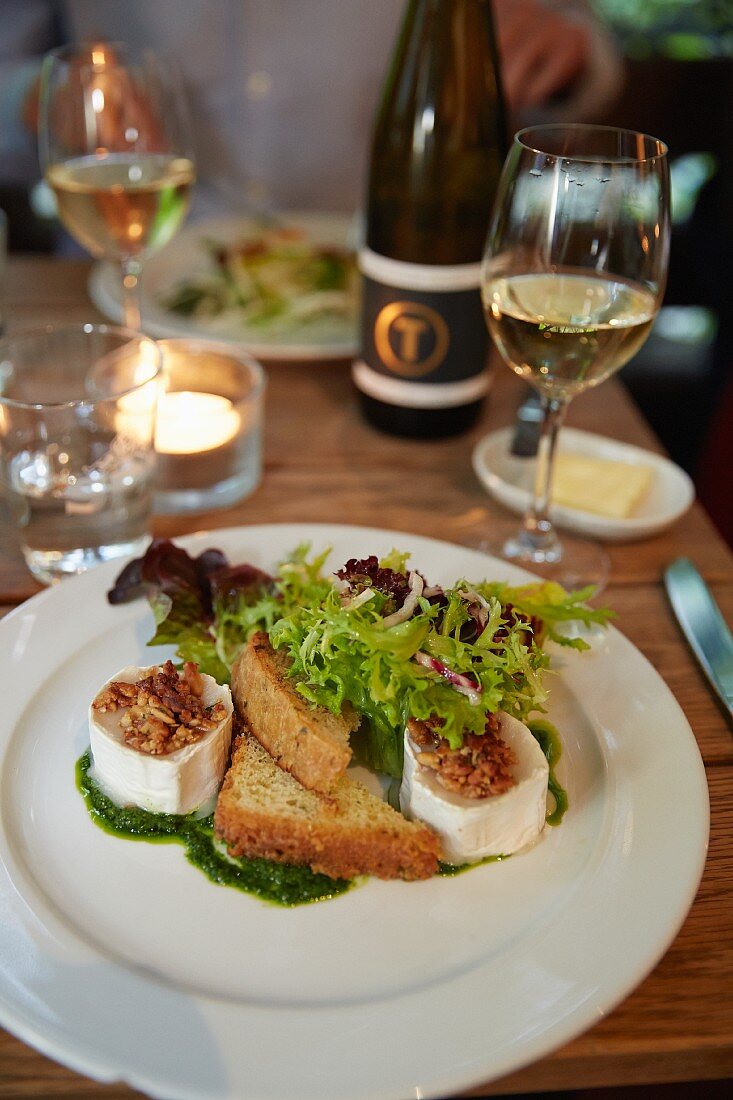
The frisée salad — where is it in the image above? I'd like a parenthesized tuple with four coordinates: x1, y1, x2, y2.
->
(108, 539, 611, 782)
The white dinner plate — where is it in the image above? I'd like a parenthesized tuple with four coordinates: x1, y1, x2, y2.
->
(88, 212, 358, 360)
(472, 427, 695, 542)
(0, 524, 709, 1100)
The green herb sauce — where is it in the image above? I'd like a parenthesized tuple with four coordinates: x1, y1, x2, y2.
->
(77, 718, 567, 900)
(438, 854, 505, 876)
(75, 751, 351, 907)
(529, 719, 568, 826)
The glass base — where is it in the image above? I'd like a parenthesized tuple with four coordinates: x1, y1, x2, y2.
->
(23, 535, 150, 586)
(153, 466, 261, 516)
(475, 530, 610, 594)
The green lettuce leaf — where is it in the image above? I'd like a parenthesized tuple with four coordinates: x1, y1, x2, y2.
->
(136, 541, 610, 778)
(148, 591, 230, 683)
(475, 580, 614, 650)
(269, 569, 552, 777)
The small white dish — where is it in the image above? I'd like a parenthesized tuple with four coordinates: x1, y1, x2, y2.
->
(472, 427, 695, 543)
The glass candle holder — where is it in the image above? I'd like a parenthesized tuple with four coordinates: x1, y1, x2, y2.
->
(153, 339, 266, 514)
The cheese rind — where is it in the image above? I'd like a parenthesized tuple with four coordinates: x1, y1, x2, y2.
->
(400, 712, 549, 863)
(552, 454, 653, 518)
(89, 665, 233, 815)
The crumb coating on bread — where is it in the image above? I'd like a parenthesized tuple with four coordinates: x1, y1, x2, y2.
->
(231, 633, 357, 794)
(215, 734, 439, 881)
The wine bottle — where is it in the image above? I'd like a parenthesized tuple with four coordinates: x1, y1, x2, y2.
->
(354, 0, 507, 438)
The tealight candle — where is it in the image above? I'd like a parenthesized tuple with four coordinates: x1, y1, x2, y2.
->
(152, 340, 265, 515)
(154, 391, 240, 455)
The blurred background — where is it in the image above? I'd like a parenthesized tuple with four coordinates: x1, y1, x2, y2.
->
(1, 0, 731, 544)
(591, 0, 733, 549)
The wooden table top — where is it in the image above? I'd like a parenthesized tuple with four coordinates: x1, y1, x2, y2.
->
(1, 257, 732, 1099)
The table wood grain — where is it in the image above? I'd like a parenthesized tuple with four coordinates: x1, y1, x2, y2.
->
(1, 258, 731, 1099)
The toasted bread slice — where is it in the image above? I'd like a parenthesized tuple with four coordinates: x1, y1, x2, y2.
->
(231, 632, 357, 793)
(215, 732, 440, 881)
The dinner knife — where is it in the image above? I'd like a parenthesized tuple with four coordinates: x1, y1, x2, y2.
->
(509, 387, 543, 457)
(664, 557, 733, 724)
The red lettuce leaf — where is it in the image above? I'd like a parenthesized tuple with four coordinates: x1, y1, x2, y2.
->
(106, 539, 274, 684)
(107, 538, 227, 620)
(335, 556, 411, 611)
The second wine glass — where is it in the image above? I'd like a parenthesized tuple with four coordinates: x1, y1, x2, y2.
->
(39, 41, 196, 330)
(481, 124, 670, 589)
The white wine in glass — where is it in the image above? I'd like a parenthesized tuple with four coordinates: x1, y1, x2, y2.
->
(481, 125, 670, 589)
(46, 152, 194, 260)
(39, 43, 196, 330)
(485, 271, 658, 396)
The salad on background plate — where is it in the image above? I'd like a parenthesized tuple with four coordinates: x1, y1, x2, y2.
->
(87, 212, 359, 358)
(162, 225, 357, 334)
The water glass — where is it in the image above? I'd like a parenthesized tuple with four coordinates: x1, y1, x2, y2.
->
(0, 323, 161, 584)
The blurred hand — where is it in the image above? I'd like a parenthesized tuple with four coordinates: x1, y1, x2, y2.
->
(78, 54, 167, 153)
(31, 43, 166, 156)
(494, 0, 592, 115)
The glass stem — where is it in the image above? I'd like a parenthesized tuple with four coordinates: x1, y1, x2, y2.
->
(121, 257, 143, 331)
(521, 393, 569, 561)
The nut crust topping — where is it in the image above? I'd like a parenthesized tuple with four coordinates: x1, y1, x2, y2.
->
(408, 713, 518, 798)
(92, 661, 227, 756)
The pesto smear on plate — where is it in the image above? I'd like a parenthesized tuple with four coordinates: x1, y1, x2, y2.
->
(76, 751, 351, 907)
(76, 714, 568, 899)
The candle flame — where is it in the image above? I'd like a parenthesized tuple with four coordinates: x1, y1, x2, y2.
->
(155, 391, 240, 454)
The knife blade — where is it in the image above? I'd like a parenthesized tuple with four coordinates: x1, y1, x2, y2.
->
(509, 387, 544, 457)
(664, 557, 733, 724)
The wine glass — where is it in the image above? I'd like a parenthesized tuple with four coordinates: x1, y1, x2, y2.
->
(39, 41, 196, 330)
(481, 124, 670, 589)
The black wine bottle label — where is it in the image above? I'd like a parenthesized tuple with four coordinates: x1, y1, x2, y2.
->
(353, 248, 491, 410)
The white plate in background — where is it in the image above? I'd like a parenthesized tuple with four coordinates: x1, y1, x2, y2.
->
(0, 524, 709, 1100)
(473, 427, 695, 542)
(88, 212, 358, 360)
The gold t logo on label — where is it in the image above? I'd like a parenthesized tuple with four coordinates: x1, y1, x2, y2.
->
(391, 315, 429, 363)
(374, 301, 450, 378)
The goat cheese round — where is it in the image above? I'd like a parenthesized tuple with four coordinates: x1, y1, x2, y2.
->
(400, 712, 549, 863)
(89, 665, 233, 815)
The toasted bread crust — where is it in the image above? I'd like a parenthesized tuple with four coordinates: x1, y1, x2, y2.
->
(215, 733, 440, 882)
(231, 633, 355, 793)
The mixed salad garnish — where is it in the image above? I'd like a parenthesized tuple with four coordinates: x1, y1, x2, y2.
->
(161, 225, 358, 333)
(109, 539, 612, 780)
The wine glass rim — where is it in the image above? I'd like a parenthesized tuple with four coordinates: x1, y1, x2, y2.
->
(0, 323, 162, 411)
(514, 123, 668, 164)
(42, 40, 162, 71)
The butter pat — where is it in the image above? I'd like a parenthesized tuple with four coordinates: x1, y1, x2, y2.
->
(552, 454, 654, 518)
